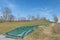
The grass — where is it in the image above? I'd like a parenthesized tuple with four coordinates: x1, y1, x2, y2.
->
(0, 20, 51, 34)
(23, 24, 60, 40)
(0, 20, 60, 40)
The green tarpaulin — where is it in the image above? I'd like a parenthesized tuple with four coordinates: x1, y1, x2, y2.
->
(5, 25, 39, 39)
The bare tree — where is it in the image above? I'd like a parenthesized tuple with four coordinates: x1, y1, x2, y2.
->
(41, 17, 46, 20)
(2, 7, 12, 21)
(31, 16, 36, 20)
(53, 15, 58, 23)
(18, 17, 21, 22)
(20, 17, 26, 21)
(27, 15, 31, 21)
(36, 14, 40, 20)
(0, 16, 3, 23)
(8, 14, 14, 22)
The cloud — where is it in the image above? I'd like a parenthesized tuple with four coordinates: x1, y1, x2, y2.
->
(2, 0, 16, 9)
(7, 3, 15, 9)
(31, 8, 53, 16)
(29, 7, 54, 21)
(0, 7, 1, 10)
(3, 0, 9, 3)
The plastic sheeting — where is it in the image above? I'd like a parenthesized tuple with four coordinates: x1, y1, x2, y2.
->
(5, 25, 39, 39)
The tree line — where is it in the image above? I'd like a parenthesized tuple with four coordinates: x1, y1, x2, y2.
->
(0, 7, 58, 23)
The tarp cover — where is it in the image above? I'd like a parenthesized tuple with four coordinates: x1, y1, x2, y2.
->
(5, 25, 39, 39)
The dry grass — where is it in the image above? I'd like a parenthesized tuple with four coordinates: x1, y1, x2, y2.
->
(23, 23, 60, 40)
(0, 20, 60, 40)
(0, 20, 51, 34)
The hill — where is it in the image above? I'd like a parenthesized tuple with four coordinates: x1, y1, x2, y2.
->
(0, 20, 51, 34)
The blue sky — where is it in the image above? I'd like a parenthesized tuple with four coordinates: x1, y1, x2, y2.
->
(0, 0, 60, 22)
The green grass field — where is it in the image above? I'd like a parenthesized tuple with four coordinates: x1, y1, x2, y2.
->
(0, 20, 51, 34)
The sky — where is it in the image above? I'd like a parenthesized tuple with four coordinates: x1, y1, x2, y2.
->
(0, 0, 60, 22)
